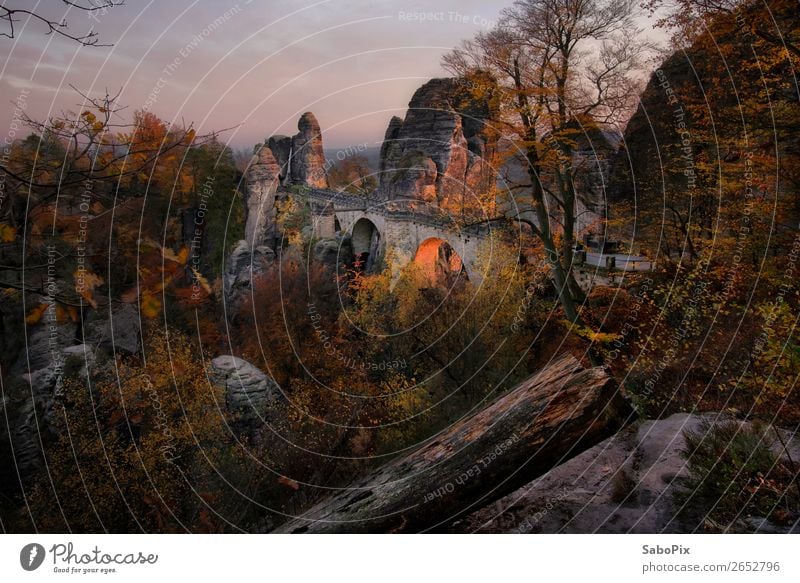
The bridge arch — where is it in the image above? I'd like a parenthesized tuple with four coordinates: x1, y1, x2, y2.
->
(350, 217, 382, 271)
(413, 237, 468, 287)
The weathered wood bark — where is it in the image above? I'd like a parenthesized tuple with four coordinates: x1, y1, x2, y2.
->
(275, 354, 632, 533)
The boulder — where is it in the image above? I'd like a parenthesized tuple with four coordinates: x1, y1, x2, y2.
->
(313, 236, 354, 269)
(14, 303, 76, 373)
(5, 396, 43, 483)
(454, 413, 800, 534)
(209, 355, 283, 423)
(223, 239, 275, 304)
(8, 343, 99, 483)
(83, 302, 141, 354)
(62, 344, 97, 381)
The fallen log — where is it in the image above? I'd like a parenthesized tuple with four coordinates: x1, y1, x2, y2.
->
(276, 354, 632, 533)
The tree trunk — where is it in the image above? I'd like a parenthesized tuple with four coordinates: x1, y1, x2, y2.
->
(275, 354, 632, 533)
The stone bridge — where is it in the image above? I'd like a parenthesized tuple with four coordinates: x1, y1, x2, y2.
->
(297, 189, 491, 284)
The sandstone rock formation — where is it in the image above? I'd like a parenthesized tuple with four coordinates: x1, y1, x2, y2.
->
(607, 17, 799, 249)
(209, 355, 283, 424)
(5, 339, 97, 483)
(378, 78, 497, 207)
(568, 126, 618, 237)
(313, 236, 354, 270)
(455, 413, 800, 534)
(223, 239, 275, 306)
(13, 311, 75, 373)
(267, 135, 292, 184)
(244, 113, 329, 246)
(244, 144, 282, 247)
(83, 302, 141, 354)
(290, 112, 329, 189)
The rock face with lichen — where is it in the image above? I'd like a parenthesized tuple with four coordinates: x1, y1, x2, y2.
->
(454, 413, 800, 534)
(378, 78, 497, 206)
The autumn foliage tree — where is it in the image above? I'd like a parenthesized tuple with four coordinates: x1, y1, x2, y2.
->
(18, 331, 268, 532)
(327, 155, 377, 195)
(0, 89, 242, 342)
(607, 0, 800, 421)
(444, 0, 648, 324)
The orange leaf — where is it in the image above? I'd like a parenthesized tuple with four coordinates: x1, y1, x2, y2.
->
(55, 304, 69, 324)
(25, 303, 50, 325)
(277, 476, 300, 491)
(74, 270, 104, 308)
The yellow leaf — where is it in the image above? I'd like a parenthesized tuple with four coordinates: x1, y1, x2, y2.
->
(0, 223, 16, 243)
(141, 293, 161, 318)
(162, 246, 189, 265)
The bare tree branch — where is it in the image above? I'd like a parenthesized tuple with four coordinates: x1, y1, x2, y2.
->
(0, 1, 123, 46)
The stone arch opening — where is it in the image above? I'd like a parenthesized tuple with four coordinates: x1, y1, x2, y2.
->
(351, 217, 381, 271)
(334, 215, 342, 233)
(413, 237, 468, 287)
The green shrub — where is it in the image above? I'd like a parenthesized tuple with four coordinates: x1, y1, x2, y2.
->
(674, 420, 799, 529)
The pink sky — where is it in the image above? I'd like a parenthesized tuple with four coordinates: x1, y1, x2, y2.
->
(1, 1, 662, 151)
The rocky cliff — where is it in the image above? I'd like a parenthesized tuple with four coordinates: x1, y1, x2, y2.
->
(244, 112, 329, 248)
(290, 112, 329, 189)
(244, 144, 282, 247)
(253, 111, 329, 190)
(378, 78, 497, 207)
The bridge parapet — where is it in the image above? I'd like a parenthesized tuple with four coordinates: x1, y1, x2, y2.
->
(298, 189, 491, 238)
(291, 188, 491, 285)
